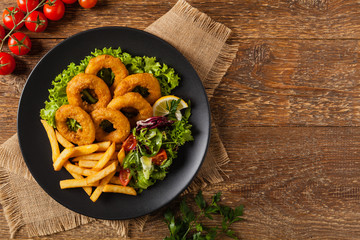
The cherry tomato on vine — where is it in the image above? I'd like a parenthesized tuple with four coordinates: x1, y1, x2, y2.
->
(8, 32, 31, 56)
(17, 0, 39, 13)
(118, 167, 131, 186)
(0, 25, 5, 40)
(43, 0, 65, 21)
(79, 0, 97, 9)
(62, 0, 77, 4)
(25, 11, 48, 32)
(2, 7, 25, 30)
(0, 52, 16, 75)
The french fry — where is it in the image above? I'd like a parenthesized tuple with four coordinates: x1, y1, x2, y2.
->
(109, 175, 122, 185)
(90, 170, 116, 202)
(95, 141, 111, 151)
(66, 171, 92, 196)
(53, 148, 75, 171)
(103, 184, 137, 196)
(71, 144, 99, 157)
(40, 119, 60, 162)
(86, 161, 117, 184)
(53, 144, 99, 171)
(117, 147, 125, 165)
(92, 142, 116, 171)
(78, 160, 98, 168)
(55, 130, 74, 148)
(72, 152, 105, 161)
(60, 178, 99, 189)
(64, 161, 98, 176)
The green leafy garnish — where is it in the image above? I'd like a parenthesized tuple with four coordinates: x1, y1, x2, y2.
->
(136, 128, 163, 157)
(164, 191, 244, 240)
(97, 68, 115, 87)
(81, 89, 98, 104)
(66, 118, 82, 132)
(132, 85, 150, 98)
(165, 99, 181, 120)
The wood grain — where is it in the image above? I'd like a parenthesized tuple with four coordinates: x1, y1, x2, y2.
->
(1, 0, 360, 239)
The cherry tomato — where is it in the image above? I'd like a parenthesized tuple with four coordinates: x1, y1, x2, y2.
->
(2, 7, 25, 30)
(79, 0, 97, 9)
(122, 134, 137, 152)
(43, 0, 65, 21)
(151, 149, 168, 166)
(119, 167, 131, 186)
(8, 32, 31, 56)
(0, 25, 5, 40)
(25, 11, 48, 32)
(62, 0, 77, 4)
(0, 52, 16, 75)
(17, 0, 39, 12)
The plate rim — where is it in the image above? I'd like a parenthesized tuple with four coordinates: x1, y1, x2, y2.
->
(17, 26, 211, 220)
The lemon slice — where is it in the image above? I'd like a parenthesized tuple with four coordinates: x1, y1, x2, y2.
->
(153, 95, 188, 120)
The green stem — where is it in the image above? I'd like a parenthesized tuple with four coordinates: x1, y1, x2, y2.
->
(81, 89, 98, 104)
(180, 210, 205, 240)
(0, 0, 47, 52)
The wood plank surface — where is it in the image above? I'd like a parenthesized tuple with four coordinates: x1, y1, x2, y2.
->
(1, 0, 360, 239)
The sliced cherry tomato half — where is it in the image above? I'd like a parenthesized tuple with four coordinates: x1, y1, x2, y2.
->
(17, 0, 39, 12)
(0, 52, 16, 75)
(122, 134, 137, 152)
(79, 0, 97, 9)
(2, 7, 25, 30)
(119, 167, 131, 186)
(151, 149, 168, 166)
(25, 11, 48, 32)
(62, 0, 77, 4)
(43, 0, 65, 21)
(0, 25, 5, 40)
(8, 32, 31, 56)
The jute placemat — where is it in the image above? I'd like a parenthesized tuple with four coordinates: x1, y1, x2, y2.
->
(0, 0, 238, 238)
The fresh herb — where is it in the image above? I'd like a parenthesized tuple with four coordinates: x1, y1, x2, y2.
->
(66, 118, 82, 132)
(164, 191, 244, 240)
(97, 68, 115, 87)
(40, 47, 180, 127)
(81, 89, 98, 104)
(133, 86, 150, 98)
(166, 99, 181, 120)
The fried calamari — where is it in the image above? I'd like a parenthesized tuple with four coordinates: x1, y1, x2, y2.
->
(90, 108, 130, 143)
(55, 105, 96, 145)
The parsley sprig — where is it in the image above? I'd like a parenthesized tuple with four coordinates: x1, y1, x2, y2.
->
(165, 99, 181, 120)
(164, 191, 244, 240)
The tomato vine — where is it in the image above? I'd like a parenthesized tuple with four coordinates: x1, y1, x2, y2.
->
(0, 0, 46, 52)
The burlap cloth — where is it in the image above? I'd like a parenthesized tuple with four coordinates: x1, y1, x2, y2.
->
(0, 0, 238, 238)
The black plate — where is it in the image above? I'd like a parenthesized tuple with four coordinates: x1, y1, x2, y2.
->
(17, 27, 210, 220)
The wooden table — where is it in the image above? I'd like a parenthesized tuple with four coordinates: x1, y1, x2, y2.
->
(2, 0, 360, 239)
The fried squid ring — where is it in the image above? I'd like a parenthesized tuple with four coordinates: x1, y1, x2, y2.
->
(113, 73, 161, 105)
(55, 105, 95, 145)
(107, 92, 153, 126)
(66, 73, 111, 112)
(90, 108, 130, 143)
(85, 54, 129, 93)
